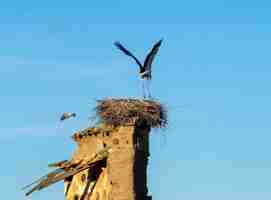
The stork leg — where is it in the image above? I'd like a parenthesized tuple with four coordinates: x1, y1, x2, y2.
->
(140, 79, 146, 99)
(145, 79, 152, 99)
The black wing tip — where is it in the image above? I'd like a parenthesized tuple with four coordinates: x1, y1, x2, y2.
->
(114, 41, 122, 48)
(114, 41, 126, 51)
(156, 38, 163, 46)
(25, 191, 32, 196)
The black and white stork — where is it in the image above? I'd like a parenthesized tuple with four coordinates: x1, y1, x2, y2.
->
(60, 112, 76, 122)
(114, 39, 163, 98)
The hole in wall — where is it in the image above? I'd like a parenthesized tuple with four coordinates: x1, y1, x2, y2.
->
(81, 174, 86, 183)
(113, 138, 119, 145)
(80, 159, 107, 200)
(73, 194, 79, 200)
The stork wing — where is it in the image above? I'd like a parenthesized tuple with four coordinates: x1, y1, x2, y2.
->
(60, 112, 76, 121)
(114, 42, 143, 70)
(60, 114, 66, 121)
(143, 39, 163, 71)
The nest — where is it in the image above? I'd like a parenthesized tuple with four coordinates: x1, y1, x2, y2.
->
(95, 98, 167, 128)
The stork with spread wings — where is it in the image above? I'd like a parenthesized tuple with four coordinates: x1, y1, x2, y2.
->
(114, 39, 163, 99)
(60, 112, 76, 122)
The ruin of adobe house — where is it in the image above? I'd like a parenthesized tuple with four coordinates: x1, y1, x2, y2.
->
(23, 99, 167, 200)
(65, 123, 151, 200)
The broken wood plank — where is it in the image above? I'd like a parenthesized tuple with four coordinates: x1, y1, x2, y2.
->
(23, 148, 111, 196)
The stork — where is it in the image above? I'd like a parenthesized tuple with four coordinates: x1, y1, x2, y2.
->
(114, 39, 163, 99)
(60, 112, 76, 122)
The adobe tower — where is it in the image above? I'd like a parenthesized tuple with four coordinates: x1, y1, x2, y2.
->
(24, 99, 167, 200)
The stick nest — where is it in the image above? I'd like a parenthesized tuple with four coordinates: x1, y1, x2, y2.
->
(95, 98, 167, 128)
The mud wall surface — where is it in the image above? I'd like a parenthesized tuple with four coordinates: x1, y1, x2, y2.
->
(66, 125, 150, 200)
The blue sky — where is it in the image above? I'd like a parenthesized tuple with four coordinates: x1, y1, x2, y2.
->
(1, 0, 271, 199)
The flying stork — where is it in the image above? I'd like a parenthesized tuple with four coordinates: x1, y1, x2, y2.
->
(114, 39, 163, 99)
(60, 112, 76, 122)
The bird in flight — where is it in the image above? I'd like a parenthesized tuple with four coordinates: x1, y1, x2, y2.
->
(60, 112, 76, 122)
(114, 39, 163, 98)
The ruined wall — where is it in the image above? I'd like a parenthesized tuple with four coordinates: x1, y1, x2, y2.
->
(65, 124, 150, 200)
(107, 126, 135, 200)
(64, 165, 111, 200)
(133, 125, 150, 200)
(23, 98, 166, 200)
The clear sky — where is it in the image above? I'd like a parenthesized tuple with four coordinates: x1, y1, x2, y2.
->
(1, 0, 271, 199)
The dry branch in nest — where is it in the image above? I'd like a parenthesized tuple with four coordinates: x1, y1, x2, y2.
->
(95, 98, 167, 128)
